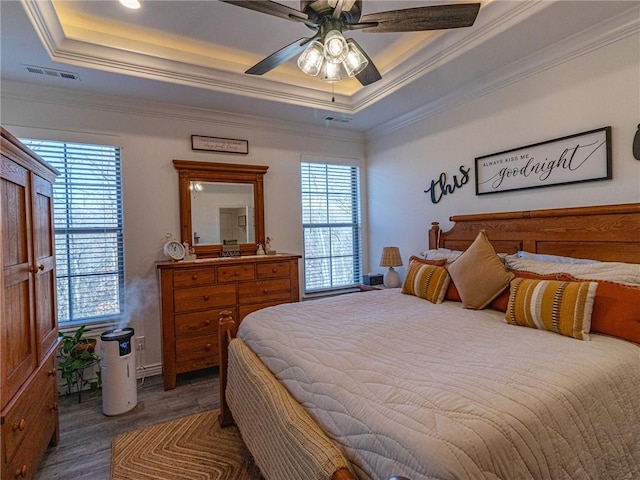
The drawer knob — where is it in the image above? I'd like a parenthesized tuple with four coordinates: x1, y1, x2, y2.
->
(263, 289, 268, 294)
(192, 274, 198, 280)
(203, 295, 210, 301)
(15, 465, 28, 478)
(272, 268, 277, 273)
(13, 418, 26, 432)
(204, 320, 211, 326)
(205, 343, 212, 350)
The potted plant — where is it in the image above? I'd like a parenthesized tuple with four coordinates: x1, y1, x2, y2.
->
(57, 325, 101, 403)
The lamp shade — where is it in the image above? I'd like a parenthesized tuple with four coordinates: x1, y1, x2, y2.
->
(344, 42, 368, 77)
(379, 246, 403, 267)
(323, 30, 348, 64)
(321, 61, 342, 83)
(297, 40, 324, 76)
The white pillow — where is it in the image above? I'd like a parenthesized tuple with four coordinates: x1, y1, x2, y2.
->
(421, 248, 462, 263)
(423, 248, 509, 264)
(514, 251, 598, 265)
(504, 255, 640, 286)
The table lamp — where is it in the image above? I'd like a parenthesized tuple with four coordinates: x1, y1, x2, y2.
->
(379, 246, 403, 288)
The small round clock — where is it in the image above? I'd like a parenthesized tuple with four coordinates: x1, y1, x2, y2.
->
(163, 239, 186, 261)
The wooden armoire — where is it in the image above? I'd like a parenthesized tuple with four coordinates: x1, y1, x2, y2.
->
(1, 127, 60, 479)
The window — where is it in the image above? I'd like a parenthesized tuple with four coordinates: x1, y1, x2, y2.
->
(21, 139, 124, 325)
(301, 161, 361, 294)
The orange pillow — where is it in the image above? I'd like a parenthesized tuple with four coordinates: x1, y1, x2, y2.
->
(445, 282, 462, 302)
(589, 281, 640, 344)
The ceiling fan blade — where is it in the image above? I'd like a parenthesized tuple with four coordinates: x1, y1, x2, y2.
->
(220, 0, 309, 23)
(347, 38, 381, 86)
(356, 3, 480, 33)
(246, 37, 315, 75)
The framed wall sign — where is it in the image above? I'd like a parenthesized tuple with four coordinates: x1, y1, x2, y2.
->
(475, 126, 611, 195)
(191, 135, 249, 154)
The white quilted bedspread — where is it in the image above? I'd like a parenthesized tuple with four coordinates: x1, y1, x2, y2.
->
(238, 289, 640, 480)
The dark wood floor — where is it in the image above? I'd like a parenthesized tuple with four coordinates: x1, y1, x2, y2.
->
(36, 368, 220, 480)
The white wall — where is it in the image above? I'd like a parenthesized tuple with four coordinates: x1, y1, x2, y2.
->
(1, 86, 365, 372)
(366, 33, 640, 279)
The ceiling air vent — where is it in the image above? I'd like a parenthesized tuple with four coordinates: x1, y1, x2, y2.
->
(23, 65, 80, 81)
(323, 116, 352, 124)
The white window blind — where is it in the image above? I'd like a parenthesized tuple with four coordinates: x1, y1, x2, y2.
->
(301, 162, 361, 293)
(21, 139, 125, 325)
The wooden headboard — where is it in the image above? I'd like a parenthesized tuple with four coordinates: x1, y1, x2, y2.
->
(428, 203, 640, 264)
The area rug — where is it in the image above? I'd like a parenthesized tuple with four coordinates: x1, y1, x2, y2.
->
(111, 410, 263, 480)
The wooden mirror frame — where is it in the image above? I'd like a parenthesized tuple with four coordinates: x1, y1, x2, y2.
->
(174, 160, 268, 258)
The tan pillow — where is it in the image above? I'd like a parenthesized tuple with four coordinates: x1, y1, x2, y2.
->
(447, 231, 514, 309)
(505, 278, 598, 340)
(401, 260, 451, 304)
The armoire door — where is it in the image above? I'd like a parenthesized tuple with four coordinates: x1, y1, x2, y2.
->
(32, 173, 58, 361)
(1, 156, 37, 407)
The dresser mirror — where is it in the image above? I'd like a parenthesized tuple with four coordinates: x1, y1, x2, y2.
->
(174, 160, 268, 258)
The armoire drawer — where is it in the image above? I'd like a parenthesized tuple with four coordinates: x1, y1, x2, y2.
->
(239, 278, 292, 303)
(2, 353, 57, 464)
(173, 268, 217, 288)
(256, 261, 291, 279)
(4, 395, 57, 480)
(174, 284, 237, 313)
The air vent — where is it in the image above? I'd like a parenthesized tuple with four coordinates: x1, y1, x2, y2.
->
(323, 116, 352, 123)
(23, 65, 80, 81)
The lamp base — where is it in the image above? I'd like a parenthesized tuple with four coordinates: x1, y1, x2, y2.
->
(383, 267, 401, 288)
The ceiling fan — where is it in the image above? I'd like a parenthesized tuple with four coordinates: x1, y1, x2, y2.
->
(221, 0, 481, 86)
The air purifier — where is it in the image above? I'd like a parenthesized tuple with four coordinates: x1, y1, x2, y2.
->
(100, 328, 137, 416)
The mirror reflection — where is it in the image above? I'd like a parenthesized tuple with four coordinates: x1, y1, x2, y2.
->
(190, 182, 255, 245)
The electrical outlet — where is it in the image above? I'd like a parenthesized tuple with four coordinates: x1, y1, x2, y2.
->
(136, 336, 145, 350)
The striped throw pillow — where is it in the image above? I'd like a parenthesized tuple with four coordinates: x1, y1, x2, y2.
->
(402, 260, 451, 304)
(505, 278, 598, 340)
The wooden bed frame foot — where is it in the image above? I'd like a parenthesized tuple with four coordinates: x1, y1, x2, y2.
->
(218, 309, 237, 428)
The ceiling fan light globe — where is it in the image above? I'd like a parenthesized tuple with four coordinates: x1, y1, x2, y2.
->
(321, 61, 342, 83)
(344, 43, 368, 77)
(297, 40, 325, 76)
(323, 30, 347, 64)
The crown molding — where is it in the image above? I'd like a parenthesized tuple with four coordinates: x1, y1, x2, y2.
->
(366, 5, 640, 140)
(0, 80, 364, 144)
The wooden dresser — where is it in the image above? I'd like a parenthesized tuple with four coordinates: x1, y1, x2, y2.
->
(1, 127, 59, 480)
(157, 254, 300, 390)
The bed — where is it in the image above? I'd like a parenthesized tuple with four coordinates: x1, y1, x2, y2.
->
(217, 203, 640, 480)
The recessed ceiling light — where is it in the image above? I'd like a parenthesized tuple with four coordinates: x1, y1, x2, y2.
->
(119, 0, 141, 10)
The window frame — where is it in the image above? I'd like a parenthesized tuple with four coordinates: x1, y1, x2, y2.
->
(20, 137, 125, 328)
(300, 158, 363, 296)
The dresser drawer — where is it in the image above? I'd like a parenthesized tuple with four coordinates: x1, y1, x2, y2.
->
(256, 261, 291, 279)
(175, 308, 235, 339)
(2, 354, 57, 464)
(176, 337, 219, 370)
(217, 265, 255, 282)
(173, 268, 217, 288)
(174, 284, 237, 313)
(239, 278, 292, 303)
